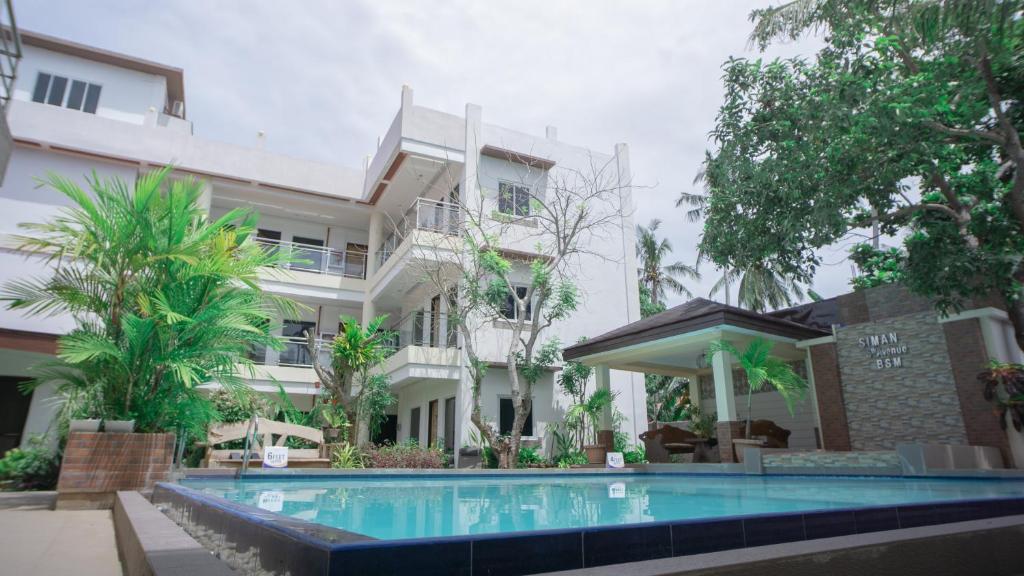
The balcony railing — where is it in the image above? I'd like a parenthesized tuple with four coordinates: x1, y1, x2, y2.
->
(377, 198, 460, 268)
(249, 336, 332, 368)
(0, 3, 22, 112)
(255, 238, 367, 279)
(382, 310, 458, 357)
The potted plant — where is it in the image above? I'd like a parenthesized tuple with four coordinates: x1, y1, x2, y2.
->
(568, 388, 616, 465)
(708, 337, 807, 463)
(319, 405, 348, 444)
(979, 362, 1024, 466)
(69, 418, 101, 433)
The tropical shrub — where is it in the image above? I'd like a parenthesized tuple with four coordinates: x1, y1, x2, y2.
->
(979, 362, 1024, 431)
(516, 445, 545, 468)
(688, 406, 717, 440)
(330, 443, 365, 469)
(622, 444, 646, 464)
(364, 440, 447, 469)
(0, 438, 59, 490)
(1, 168, 296, 437)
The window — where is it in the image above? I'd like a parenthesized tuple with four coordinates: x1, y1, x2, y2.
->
(409, 407, 421, 443)
(501, 286, 532, 320)
(32, 72, 101, 113)
(279, 320, 316, 366)
(499, 398, 533, 436)
(498, 181, 531, 217)
(291, 236, 324, 272)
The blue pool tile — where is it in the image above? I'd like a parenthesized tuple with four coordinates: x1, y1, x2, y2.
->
(802, 510, 857, 540)
(743, 514, 805, 547)
(330, 541, 471, 576)
(671, 519, 744, 556)
(472, 532, 583, 576)
(896, 504, 945, 528)
(854, 507, 899, 533)
(583, 524, 672, 567)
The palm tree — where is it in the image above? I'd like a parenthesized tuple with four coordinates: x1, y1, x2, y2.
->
(306, 314, 394, 446)
(2, 167, 296, 435)
(678, 184, 805, 312)
(708, 338, 807, 438)
(566, 388, 616, 451)
(636, 219, 700, 307)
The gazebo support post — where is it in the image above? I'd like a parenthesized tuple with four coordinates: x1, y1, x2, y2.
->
(711, 345, 742, 462)
(595, 364, 615, 453)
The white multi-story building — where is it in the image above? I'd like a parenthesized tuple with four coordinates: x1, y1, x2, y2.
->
(0, 30, 646, 463)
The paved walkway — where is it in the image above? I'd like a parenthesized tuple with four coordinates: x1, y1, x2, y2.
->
(0, 492, 122, 576)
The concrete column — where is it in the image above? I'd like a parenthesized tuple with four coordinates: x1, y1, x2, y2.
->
(595, 364, 614, 449)
(454, 102, 482, 468)
(711, 347, 738, 421)
(362, 211, 384, 326)
(545, 125, 558, 140)
(196, 179, 213, 214)
(687, 373, 701, 414)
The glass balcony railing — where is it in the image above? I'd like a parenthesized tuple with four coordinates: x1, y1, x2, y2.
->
(255, 238, 367, 279)
(249, 336, 332, 368)
(377, 198, 460, 268)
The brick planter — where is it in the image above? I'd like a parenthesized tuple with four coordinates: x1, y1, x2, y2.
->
(57, 432, 175, 509)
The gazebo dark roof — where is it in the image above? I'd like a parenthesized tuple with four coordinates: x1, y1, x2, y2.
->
(563, 298, 829, 360)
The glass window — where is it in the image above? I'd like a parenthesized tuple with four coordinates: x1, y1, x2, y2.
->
(501, 286, 532, 320)
(83, 84, 101, 114)
(499, 397, 533, 436)
(66, 80, 86, 110)
(409, 407, 421, 442)
(30, 73, 101, 114)
(279, 320, 316, 366)
(46, 76, 67, 106)
(31, 73, 50, 103)
(498, 182, 531, 216)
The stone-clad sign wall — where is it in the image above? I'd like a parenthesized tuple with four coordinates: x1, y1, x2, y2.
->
(835, 310, 968, 450)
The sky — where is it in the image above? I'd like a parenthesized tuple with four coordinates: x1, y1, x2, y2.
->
(17, 1, 865, 309)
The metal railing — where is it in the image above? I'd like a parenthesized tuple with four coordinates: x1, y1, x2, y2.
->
(0, 3, 21, 113)
(382, 310, 458, 357)
(377, 198, 460, 268)
(255, 238, 367, 279)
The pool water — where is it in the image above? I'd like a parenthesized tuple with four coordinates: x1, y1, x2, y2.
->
(181, 474, 1024, 541)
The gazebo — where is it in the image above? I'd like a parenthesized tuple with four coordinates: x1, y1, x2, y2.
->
(563, 298, 831, 462)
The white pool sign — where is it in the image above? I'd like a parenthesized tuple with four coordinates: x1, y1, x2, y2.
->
(606, 452, 624, 469)
(257, 490, 284, 512)
(263, 446, 289, 468)
(608, 482, 626, 499)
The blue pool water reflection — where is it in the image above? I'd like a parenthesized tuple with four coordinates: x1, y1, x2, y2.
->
(181, 474, 1024, 541)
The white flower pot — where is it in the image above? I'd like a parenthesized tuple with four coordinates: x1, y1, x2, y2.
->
(69, 419, 101, 433)
(103, 420, 135, 433)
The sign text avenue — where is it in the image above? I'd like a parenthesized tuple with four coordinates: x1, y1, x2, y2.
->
(858, 331, 908, 369)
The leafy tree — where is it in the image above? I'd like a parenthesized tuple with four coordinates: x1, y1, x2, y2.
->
(679, 190, 805, 311)
(413, 153, 629, 467)
(699, 0, 1024, 350)
(849, 244, 906, 289)
(566, 388, 616, 450)
(305, 315, 394, 446)
(645, 375, 690, 423)
(639, 284, 666, 318)
(708, 338, 807, 437)
(558, 357, 592, 450)
(2, 168, 294, 436)
(636, 219, 700, 306)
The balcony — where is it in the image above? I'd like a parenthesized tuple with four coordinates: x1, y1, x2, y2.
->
(380, 311, 461, 386)
(377, 198, 460, 268)
(256, 238, 367, 279)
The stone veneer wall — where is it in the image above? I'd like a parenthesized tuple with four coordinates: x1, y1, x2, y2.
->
(835, 293, 968, 450)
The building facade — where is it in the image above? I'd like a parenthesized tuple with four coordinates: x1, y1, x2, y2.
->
(0, 31, 647, 463)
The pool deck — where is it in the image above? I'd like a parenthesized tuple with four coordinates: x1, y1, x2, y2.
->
(0, 491, 122, 576)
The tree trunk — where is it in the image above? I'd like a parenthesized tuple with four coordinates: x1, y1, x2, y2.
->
(1003, 292, 1024, 355)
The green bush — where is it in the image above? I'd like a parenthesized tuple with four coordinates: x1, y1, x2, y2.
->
(0, 438, 59, 490)
(555, 450, 588, 468)
(330, 443, 365, 469)
(622, 444, 646, 464)
(516, 446, 545, 468)
(365, 440, 447, 469)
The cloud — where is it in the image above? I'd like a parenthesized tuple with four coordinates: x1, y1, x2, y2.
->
(17, 0, 857, 307)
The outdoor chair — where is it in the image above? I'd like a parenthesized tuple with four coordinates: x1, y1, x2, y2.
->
(640, 424, 702, 463)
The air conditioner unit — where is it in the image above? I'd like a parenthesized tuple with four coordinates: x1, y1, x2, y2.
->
(170, 100, 185, 118)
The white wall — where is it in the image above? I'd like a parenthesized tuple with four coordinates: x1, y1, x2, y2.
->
(396, 379, 458, 447)
(14, 45, 168, 125)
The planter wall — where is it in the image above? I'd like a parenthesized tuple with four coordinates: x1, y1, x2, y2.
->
(57, 431, 175, 509)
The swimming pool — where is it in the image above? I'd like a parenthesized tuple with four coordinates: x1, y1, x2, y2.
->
(157, 472, 1024, 576)
(180, 473, 1024, 540)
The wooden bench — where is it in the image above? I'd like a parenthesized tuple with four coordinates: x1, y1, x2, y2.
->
(200, 417, 331, 469)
